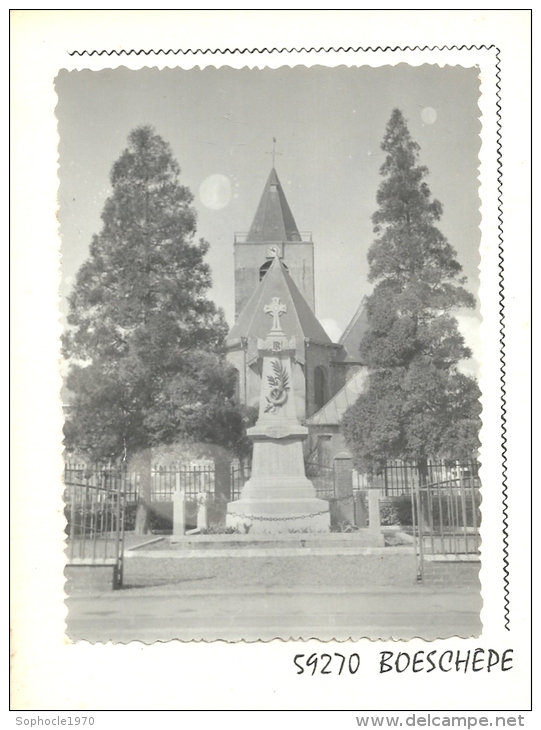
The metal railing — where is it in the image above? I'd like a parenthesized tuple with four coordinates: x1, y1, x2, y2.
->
(64, 462, 251, 504)
(412, 474, 481, 553)
(233, 231, 313, 244)
(354, 459, 480, 497)
(151, 465, 216, 501)
(305, 461, 336, 499)
(410, 467, 481, 580)
(64, 470, 126, 588)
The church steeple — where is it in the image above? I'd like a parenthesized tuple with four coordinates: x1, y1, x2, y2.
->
(227, 160, 365, 437)
(234, 166, 315, 318)
(246, 168, 302, 243)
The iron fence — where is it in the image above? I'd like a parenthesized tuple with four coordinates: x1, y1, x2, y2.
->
(412, 471, 481, 551)
(231, 464, 250, 501)
(353, 470, 370, 492)
(305, 461, 335, 498)
(353, 459, 480, 498)
(151, 464, 216, 501)
(64, 461, 251, 504)
(64, 467, 126, 587)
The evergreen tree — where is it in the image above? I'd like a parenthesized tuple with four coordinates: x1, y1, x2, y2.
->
(63, 126, 245, 531)
(342, 109, 481, 473)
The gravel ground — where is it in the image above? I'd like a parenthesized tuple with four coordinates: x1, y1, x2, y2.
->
(66, 532, 147, 560)
(122, 552, 418, 591)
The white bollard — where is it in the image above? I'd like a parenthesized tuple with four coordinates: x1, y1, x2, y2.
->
(173, 489, 186, 537)
(368, 489, 382, 534)
(197, 492, 209, 531)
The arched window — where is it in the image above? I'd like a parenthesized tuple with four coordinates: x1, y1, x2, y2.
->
(314, 366, 327, 413)
(259, 259, 288, 281)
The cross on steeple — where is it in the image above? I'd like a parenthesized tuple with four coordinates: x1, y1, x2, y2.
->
(264, 297, 287, 332)
(266, 137, 282, 168)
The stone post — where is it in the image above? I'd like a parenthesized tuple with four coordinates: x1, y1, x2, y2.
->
(173, 489, 186, 537)
(368, 488, 382, 535)
(197, 493, 209, 531)
(333, 453, 355, 525)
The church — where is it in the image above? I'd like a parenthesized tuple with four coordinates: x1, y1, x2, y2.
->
(226, 165, 370, 462)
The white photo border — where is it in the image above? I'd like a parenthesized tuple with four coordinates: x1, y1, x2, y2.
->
(10, 10, 531, 712)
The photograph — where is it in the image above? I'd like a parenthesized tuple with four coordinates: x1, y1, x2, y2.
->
(57, 62, 484, 643)
(11, 10, 530, 714)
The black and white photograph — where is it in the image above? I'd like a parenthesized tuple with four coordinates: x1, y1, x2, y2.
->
(56, 62, 484, 643)
(11, 10, 531, 714)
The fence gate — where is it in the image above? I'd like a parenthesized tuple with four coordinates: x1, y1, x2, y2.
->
(411, 463, 481, 581)
(64, 466, 126, 589)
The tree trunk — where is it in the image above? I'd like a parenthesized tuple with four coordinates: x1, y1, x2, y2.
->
(417, 457, 429, 487)
(134, 448, 152, 535)
(215, 458, 232, 501)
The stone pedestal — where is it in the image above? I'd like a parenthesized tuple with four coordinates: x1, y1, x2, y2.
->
(227, 294, 330, 534)
(227, 422, 330, 533)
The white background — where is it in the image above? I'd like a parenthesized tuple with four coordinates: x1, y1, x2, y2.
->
(10, 9, 532, 716)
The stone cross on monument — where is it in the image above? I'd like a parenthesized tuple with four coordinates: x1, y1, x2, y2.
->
(264, 297, 287, 333)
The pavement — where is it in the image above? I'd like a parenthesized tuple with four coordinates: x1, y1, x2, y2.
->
(65, 584, 482, 643)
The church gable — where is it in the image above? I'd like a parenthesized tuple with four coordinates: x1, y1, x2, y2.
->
(228, 255, 332, 352)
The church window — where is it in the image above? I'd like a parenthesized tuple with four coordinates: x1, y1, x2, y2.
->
(314, 366, 328, 412)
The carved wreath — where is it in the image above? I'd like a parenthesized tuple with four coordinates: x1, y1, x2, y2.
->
(264, 359, 290, 413)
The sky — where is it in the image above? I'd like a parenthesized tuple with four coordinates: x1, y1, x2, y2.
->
(55, 63, 482, 370)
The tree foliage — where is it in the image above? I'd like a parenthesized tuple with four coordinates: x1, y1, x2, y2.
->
(342, 109, 481, 471)
(63, 126, 246, 464)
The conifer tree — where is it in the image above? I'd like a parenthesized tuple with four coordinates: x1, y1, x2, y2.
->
(63, 126, 245, 531)
(342, 110, 481, 473)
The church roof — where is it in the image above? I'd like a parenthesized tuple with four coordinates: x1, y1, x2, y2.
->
(337, 297, 369, 363)
(305, 367, 368, 427)
(246, 168, 302, 242)
(228, 255, 332, 351)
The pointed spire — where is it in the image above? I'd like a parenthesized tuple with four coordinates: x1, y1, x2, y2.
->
(247, 168, 302, 243)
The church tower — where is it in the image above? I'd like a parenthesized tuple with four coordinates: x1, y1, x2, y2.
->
(234, 168, 315, 318)
(227, 160, 370, 468)
(228, 162, 367, 428)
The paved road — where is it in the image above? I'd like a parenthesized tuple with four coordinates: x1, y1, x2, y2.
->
(65, 586, 482, 642)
